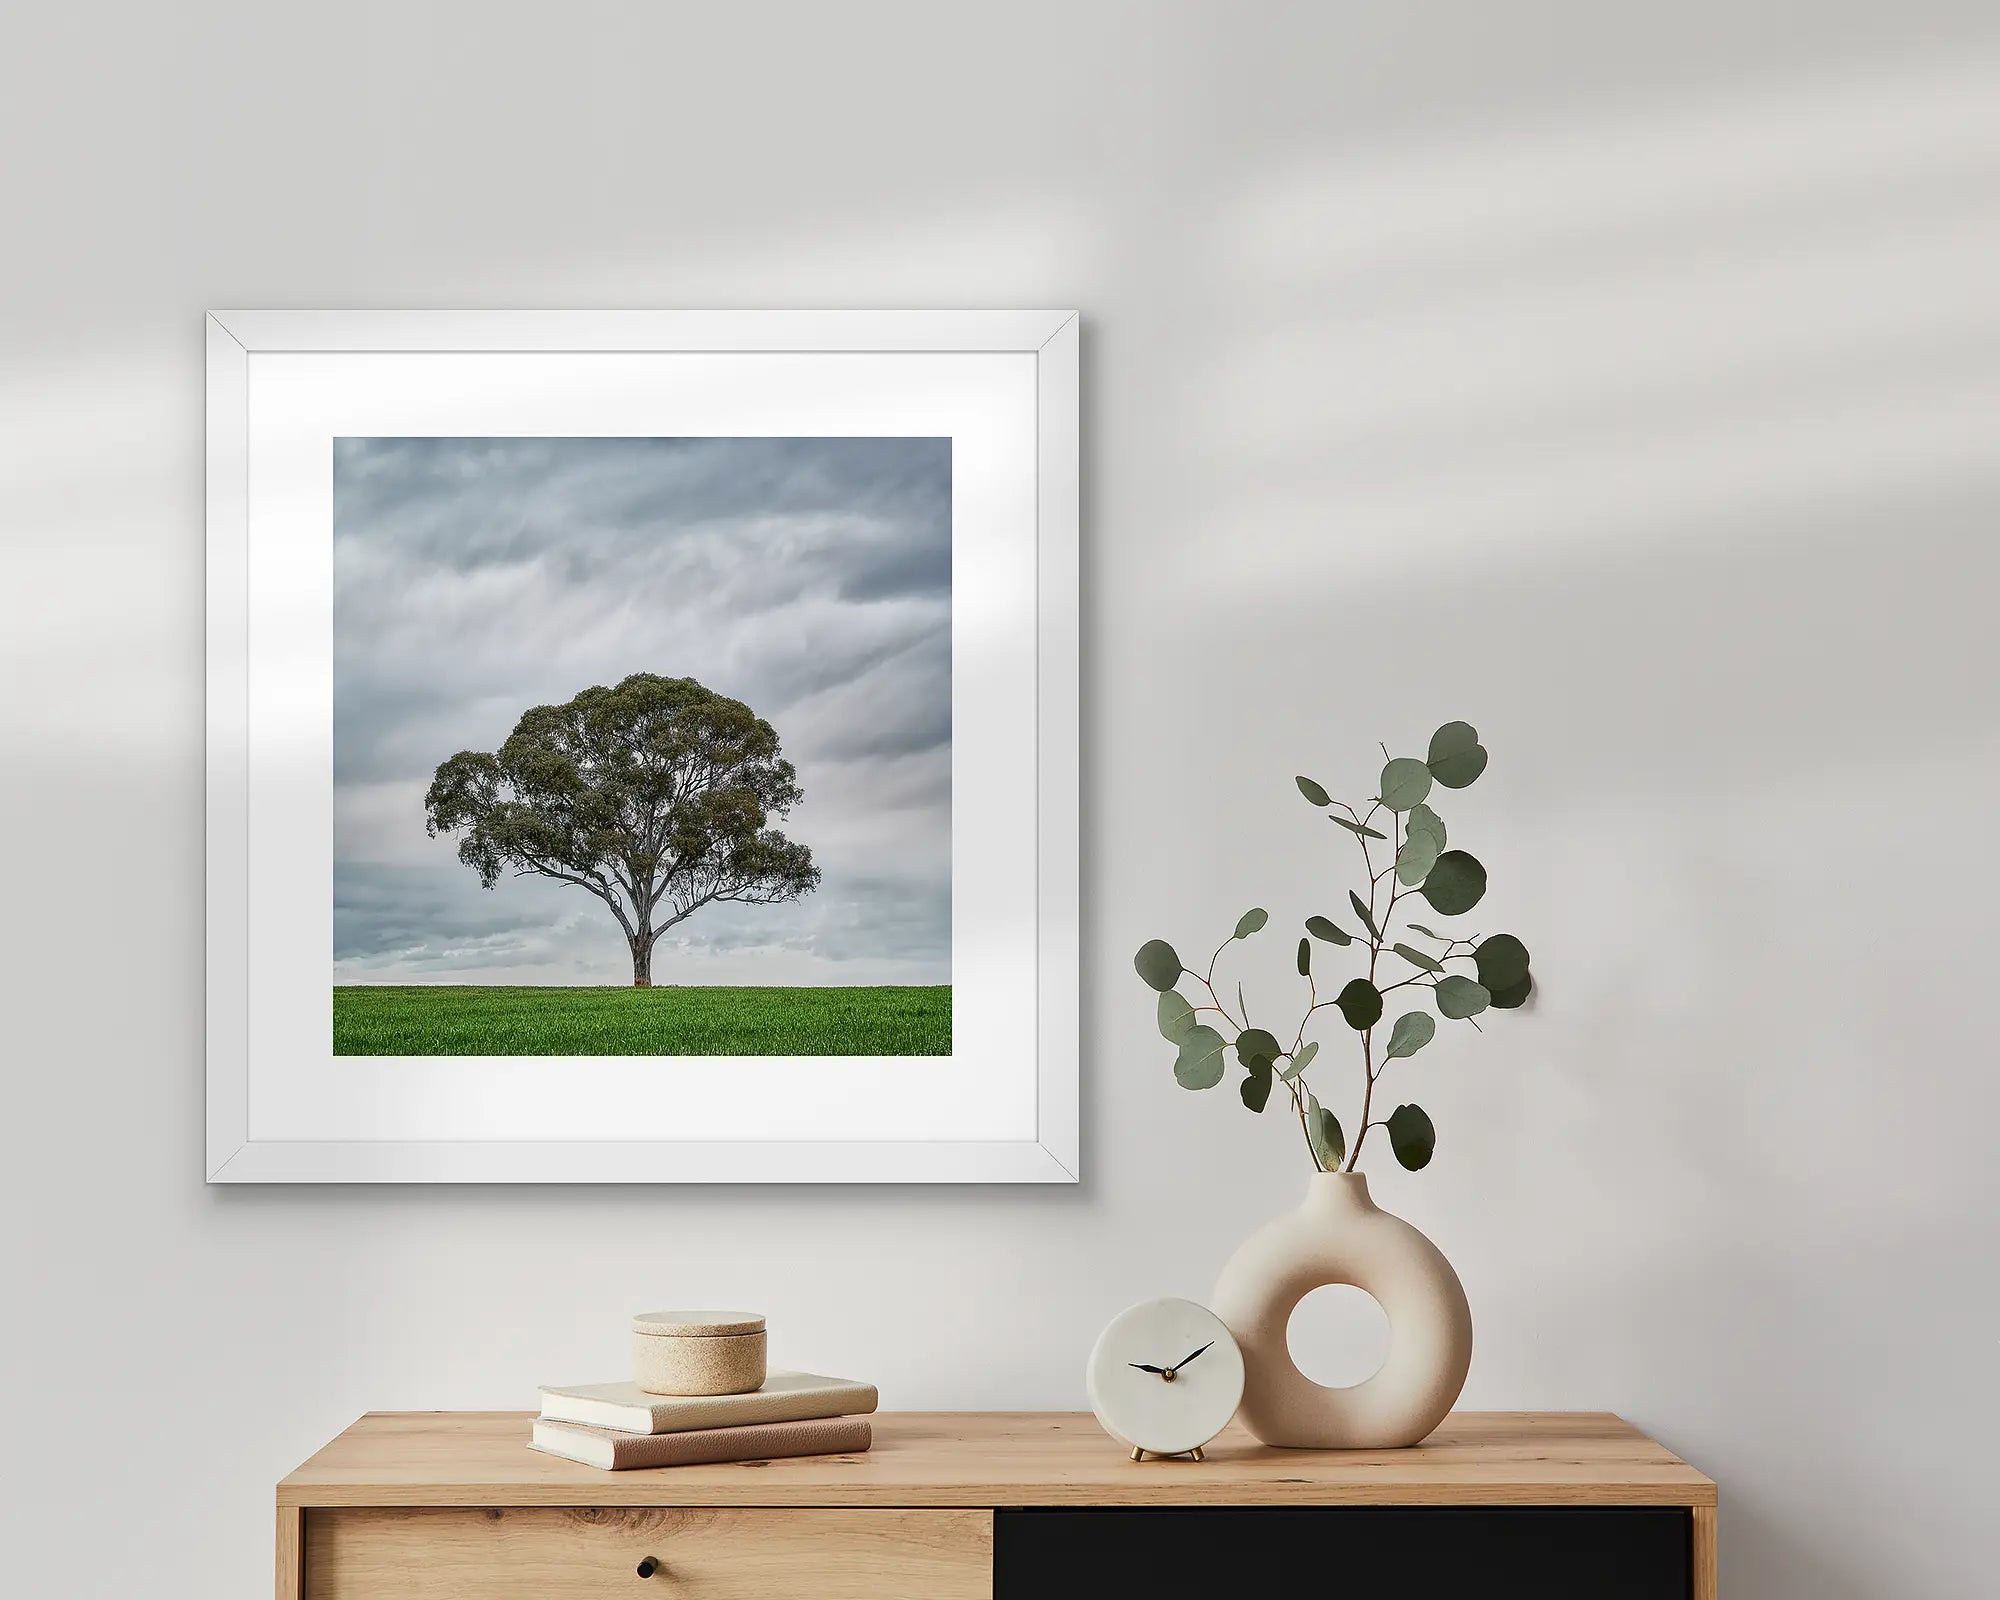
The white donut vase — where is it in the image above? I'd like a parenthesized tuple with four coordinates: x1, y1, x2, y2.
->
(1210, 1172, 1472, 1448)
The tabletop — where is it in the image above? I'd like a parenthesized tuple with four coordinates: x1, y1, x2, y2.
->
(279, 1410, 1717, 1509)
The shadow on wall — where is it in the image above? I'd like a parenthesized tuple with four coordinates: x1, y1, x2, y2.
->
(1099, 48, 1999, 1600)
(1167, 51, 1996, 769)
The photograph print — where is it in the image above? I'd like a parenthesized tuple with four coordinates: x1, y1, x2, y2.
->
(332, 435, 951, 1058)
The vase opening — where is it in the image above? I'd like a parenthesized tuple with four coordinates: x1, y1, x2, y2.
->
(1286, 1282, 1391, 1389)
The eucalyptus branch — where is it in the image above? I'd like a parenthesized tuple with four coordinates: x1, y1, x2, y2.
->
(1346, 809, 1402, 1171)
(1285, 1076, 1324, 1173)
(1288, 973, 1320, 1054)
(1189, 969, 1244, 1033)
(1137, 721, 1530, 1180)
(1203, 935, 1231, 990)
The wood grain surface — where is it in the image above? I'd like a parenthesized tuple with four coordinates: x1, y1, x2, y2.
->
(276, 1504, 302, 1600)
(280, 1411, 1716, 1509)
(305, 1507, 990, 1600)
(1692, 1503, 1719, 1599)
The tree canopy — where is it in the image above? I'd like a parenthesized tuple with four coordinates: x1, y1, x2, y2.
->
(424, 673, 819, 985)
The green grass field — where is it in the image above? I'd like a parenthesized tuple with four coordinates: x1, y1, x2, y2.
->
(333, 984, 951, 1056)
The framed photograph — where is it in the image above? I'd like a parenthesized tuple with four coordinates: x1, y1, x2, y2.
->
(206, 310, 1078, 1183)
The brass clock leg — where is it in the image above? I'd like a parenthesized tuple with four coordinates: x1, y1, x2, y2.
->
(1190, 1446, 1205, 1462)
(1130, 1446, 1145, 1462)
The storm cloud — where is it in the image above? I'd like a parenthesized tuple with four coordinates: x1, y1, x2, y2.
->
(332, 436, 951, 986)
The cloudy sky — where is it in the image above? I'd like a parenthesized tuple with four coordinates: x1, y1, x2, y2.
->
(332, 436, 951, 986)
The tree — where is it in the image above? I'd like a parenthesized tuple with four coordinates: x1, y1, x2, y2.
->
(424, 673, 820, 986)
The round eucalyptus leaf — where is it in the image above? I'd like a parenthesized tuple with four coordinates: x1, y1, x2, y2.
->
(1297, 936, 1311, 976)
(1235, 906, 1269, 939)
(1427, 721, 1488, 788)
(1396, 829, 1441, 886)
(1391, 942, 1443, 974)
(1349, 890, 1382, 941)
(1488, 972, 1533, 1010)
(1378, 757, 1433, 812)
(1236, 1027, 1282, 1069)
(1473, 933, 1530, 992)
(1282, 1039, 1319, 1080)
(1156, 989, 1196, 1042)
(1387, 1103, 1436, 1170)
(1335, 978, 1384, 1031)
(1419, 851, 1487, 916)
(1385, 1010, 1435, 1058)
(1407, 802, 1446, 851)
(1305, 915, 1353, 946)
(1308, 1094, 1346, 1169)
(1435, 974, 1491, 1019)
(1296, 775, 1331, 807)
(1239, 1064, 1273, 1113)
(1134, 939, 1183, 991)
(1330, 815, 1387, 840)
(1174, 1025, 1227, 1089)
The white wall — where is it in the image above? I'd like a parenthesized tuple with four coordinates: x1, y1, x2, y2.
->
(3, 3, 1995, 1594)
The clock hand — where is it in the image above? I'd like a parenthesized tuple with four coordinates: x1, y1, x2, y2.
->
(1127, 1362, 1168, 1374)
(1171, 1341, 1215, 1371)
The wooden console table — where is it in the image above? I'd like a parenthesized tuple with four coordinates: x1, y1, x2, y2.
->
(279, 1411, 1717, 1598)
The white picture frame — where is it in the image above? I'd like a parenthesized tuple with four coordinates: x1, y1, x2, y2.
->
(206, 310, 1079, 1183)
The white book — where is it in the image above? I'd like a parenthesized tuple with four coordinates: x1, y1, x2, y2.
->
(538, 1371, 879, 1435)
(531, 1415, 872, 1470)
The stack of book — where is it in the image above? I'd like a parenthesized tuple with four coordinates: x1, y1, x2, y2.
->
(531, 1371, 879, 1470)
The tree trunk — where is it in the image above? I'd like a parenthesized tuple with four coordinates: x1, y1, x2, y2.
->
(630, 932, 654, 987)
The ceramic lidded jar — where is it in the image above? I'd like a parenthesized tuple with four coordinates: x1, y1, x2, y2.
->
(1210, 1172, 1471, 1448)
(630, 1310, 768, 1396)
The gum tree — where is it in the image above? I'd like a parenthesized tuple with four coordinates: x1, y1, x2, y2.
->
(424, 673, 819, 986)
(1134, 721, 1532, 1173)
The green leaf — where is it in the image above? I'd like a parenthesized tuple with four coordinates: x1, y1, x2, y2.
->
(1406, 802, 1446, 851)
(1335, 978, 1384, 1031)
(1378, 757, 1433, 812)
(1297, 937, 1311, 977)
(1473, 933, 1530, 992)
(1387, 1103, 1436, 1170)
(1134, 939, 1182, 991)
(1405, 923, 1443, 939)
(1239, 1062, 1273, 1113)
(1234, 907, 1269, 939)
(1349, 890, 1381, 941)
(1296, 775, 1331, 807)
(1236, 1027, 1282, 1070)
(1156, 989, 1197, 1042)
(1392, 942, 1443, 973)
(1435, 974, 1491, 1019)
(1419, 850, 1487, 916)
(1488, 972, 1533, 1010)
(1174, 1025, 1227, 1089)
(1427, 721, 1488, 788)
(1395, 828, 1441, 886)
(1305, 915, 1353, 946)
(1307, 1092, 1346, 1169)
(1385, 1011, 1435, 1058)
(1330, 815, 1387, 840)
(1281, 1039, 1318, 1081)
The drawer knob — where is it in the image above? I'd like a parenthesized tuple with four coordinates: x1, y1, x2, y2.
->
(636, 1556, 661, 1579)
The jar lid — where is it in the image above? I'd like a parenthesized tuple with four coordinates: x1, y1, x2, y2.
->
(631, 1310, 766, 1338)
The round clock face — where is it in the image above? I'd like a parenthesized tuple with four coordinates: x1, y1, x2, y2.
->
(1087, 1297, 1245, 1456)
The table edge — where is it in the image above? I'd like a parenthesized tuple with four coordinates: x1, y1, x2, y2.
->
(277, 1410, 1716, 1509)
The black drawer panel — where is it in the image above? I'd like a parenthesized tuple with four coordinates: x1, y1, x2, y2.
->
(997, 1506, 1689, 1599)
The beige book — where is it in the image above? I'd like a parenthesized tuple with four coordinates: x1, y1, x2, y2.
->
(538, 1371, 879, 1435)
(531, 1415, 872, 1471)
